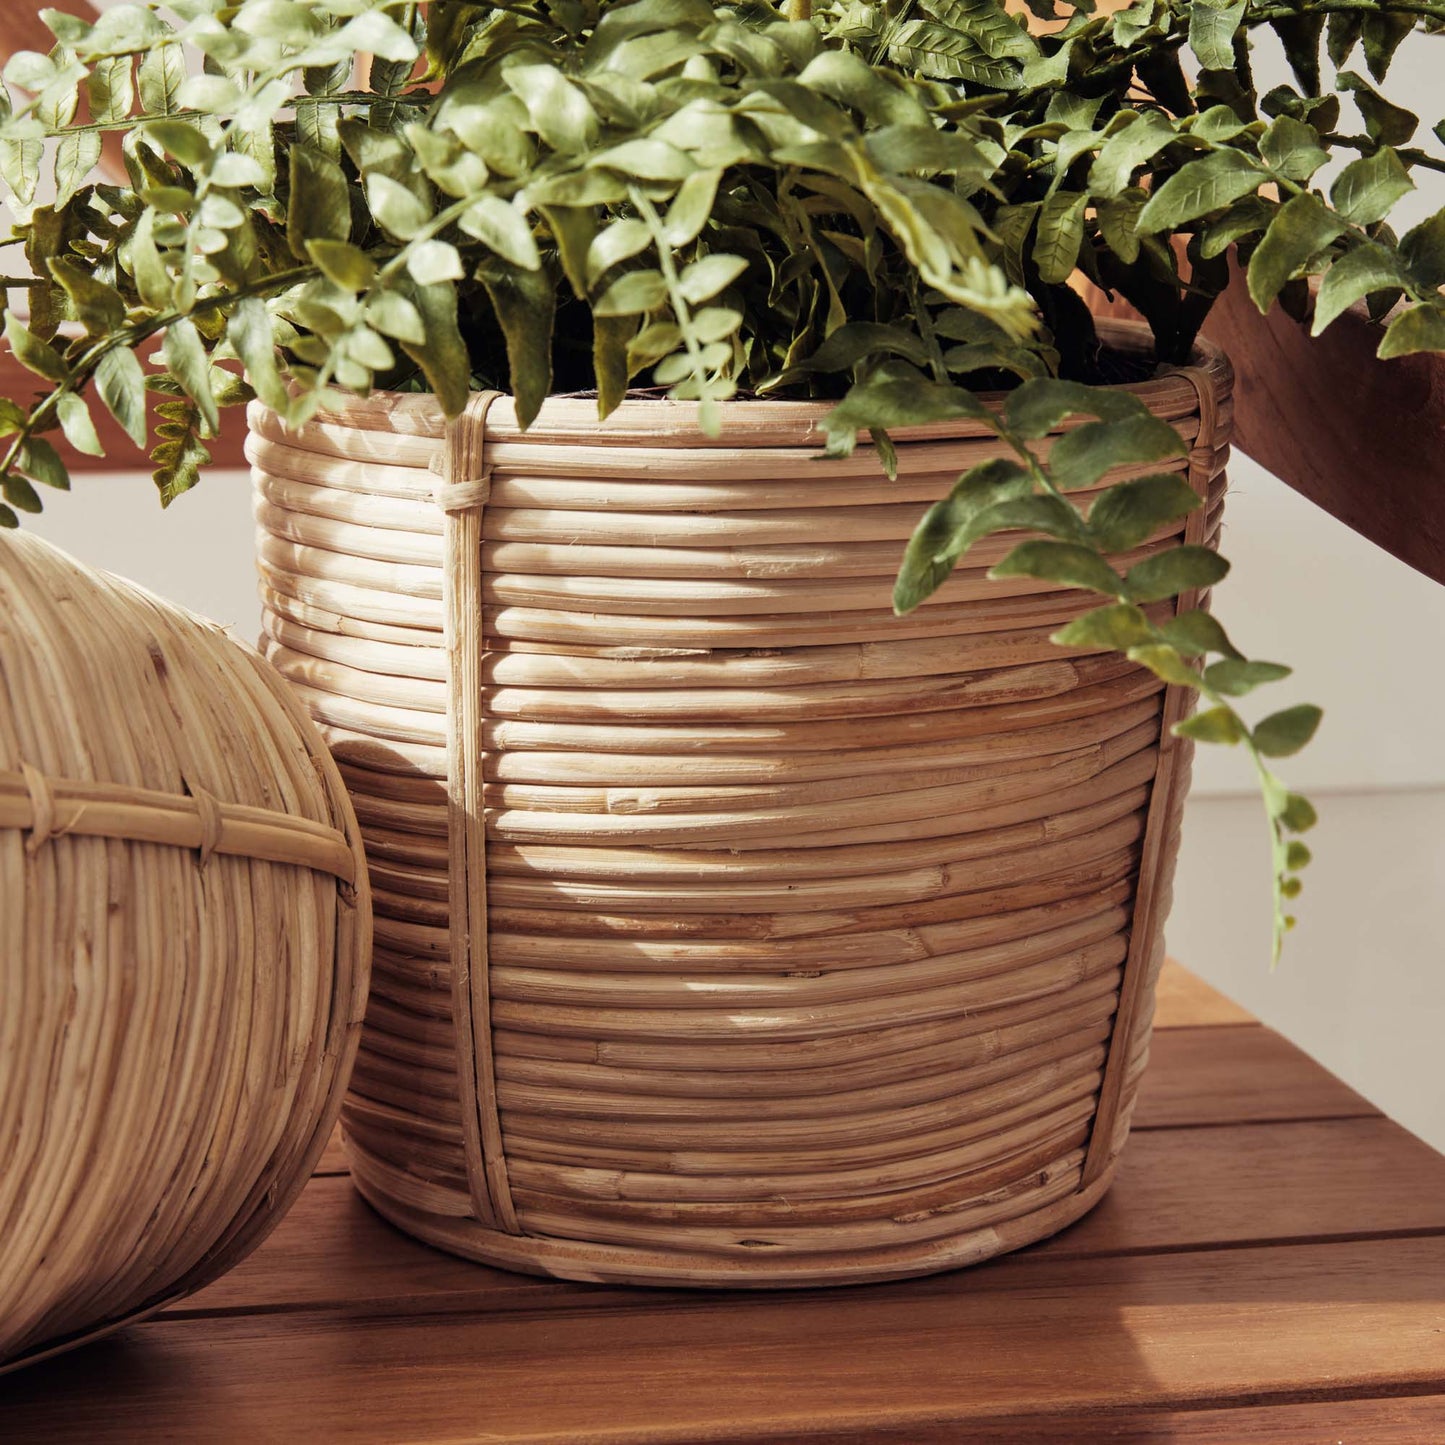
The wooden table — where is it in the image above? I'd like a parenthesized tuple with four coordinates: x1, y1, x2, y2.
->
(4, 964, 1444, 1442)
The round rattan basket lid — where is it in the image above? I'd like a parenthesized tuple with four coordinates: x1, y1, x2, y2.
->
(0, 530, 371, 1370)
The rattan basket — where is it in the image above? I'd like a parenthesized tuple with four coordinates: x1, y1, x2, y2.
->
(0, 532, 371, 1367)
(254, 320, 1231, 1287)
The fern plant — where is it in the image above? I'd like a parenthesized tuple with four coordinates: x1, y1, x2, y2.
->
(2, 0, 1441, 953)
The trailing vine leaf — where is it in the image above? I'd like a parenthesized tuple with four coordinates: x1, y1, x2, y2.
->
(1136, 149, 1264, 233)
(1175, 705, 1246, 744)
(1053, 603, 1157, 651)
(893, 456, 1033, 611)
(1253, 703, 1325, 757)
(1088, 473, 1202, 552)
(1312, 245, 1410, 334)
(1189, 0, 1246, 73)
(1125, 545, 1230, 602)
(1127, 642, 1202, 688)
(991, 540, 1123, 594)
(1205, 659, 1292, 695)
(1330, 146, 1414, 227)
(151, 397, 210, 506)
(823, 380, 989, 457)
(1050, 414, 1187, 491)
(1005, 379, 1141, 438)
(1248, 195, 1346, 314)
(1378, 304, 1445, 358)
(1161, 609, 1242, 658)
(95, 348, 147, 449)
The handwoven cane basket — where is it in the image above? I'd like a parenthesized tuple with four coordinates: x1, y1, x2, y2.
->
(253, 319, 1232, 1287)
(0, 532, 370, 1367)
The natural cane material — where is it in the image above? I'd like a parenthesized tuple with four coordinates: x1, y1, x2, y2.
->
(254, 323, 1229, 1287)
(0, 531, 371, 1369)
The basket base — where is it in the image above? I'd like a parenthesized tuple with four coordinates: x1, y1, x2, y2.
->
(350, 1163, 1120, 1289)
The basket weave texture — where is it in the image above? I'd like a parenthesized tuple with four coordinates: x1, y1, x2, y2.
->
(0, 532, 371, 1366)
(254, 322, 1232, 1286)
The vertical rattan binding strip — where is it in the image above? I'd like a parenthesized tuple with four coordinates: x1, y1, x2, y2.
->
(439, 390, 521, 1236)
(1080, 364, 1220, 1189)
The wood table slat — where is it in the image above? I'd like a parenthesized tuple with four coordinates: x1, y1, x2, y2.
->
(1049, 1115, 1445, 1257)
(5, 1238, 1445, 1441)
(314, 1129, 350, 1177)
(7, 965, 1444, 1442)
(751, 1396, 1445, 1444)
(1152, 960, 1254, 1028)
(163, 1114, 1445, 1324)
(1135, 1024, 1379, 1129)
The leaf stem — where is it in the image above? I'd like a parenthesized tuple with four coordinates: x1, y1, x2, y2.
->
(909, 273, 950, 384)
(1249, 0, 1445, 20)
(630, 186, 718, 420)
(1321, 132, 1445, 175)
(35, 91, 428, 139)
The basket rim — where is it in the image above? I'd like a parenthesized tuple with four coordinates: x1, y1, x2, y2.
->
(256, 319, 1233, 451)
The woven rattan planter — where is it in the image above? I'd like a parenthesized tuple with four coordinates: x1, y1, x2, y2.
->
(0, 532, 370, 1367)
(254, 320, 1232, 1287)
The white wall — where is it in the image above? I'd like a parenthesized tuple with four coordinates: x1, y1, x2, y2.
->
(1170, 460, 1445, 1151)
(27, 467, 260, 638)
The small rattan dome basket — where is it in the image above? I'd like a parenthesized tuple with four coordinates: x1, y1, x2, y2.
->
(254, 319, 1231, 1287)
(0, 531, 371, 1369)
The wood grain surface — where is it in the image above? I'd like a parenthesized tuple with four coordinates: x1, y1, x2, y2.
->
(3, 963, 1442, 1442)
(1081, 257, 1445, 586)
(1202, 271, 1445, 586)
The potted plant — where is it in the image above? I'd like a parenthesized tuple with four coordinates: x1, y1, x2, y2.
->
(0, 0, 1437, 1285)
